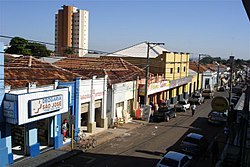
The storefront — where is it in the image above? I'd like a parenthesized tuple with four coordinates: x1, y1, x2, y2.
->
(169, 77, 192, 104)
(3, 87, 69, 162)
(78, 76, 108, 133)
(138, 80, 170, 108)
(139, 77, 192, 106)
(108, 81, 136, 126)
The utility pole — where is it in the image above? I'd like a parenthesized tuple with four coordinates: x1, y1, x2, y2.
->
(197, 54, 201, 91)
(228, 55, 234, 144)
(144, 42, 165, 105)
(197, 54, 209, 91)
(229, 56, 234, 106)
(217, 65, 220, 86)
(214, 61, 220, 87)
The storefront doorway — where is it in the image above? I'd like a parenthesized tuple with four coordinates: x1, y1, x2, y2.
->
(95, 100, 102, 127)
(37, 118, 52, 150)
(61, 109, 72, 144)
(11, 125, 26, 161)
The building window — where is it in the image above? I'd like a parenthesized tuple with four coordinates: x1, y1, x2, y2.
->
(177, 67, 180, 73)
(170, 68, 173, 74)
(184, 66, 186, 72)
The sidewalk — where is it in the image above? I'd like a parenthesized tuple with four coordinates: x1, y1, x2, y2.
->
(9, 119, 146, 167)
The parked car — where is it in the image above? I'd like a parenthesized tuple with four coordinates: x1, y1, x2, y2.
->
(180, 133, 208, 155)
(156, 151, 192, 167)
(202, 89, 214, 99)
(150, 106, 176, 122)
(208, 111, 227, 125)
(189, 93, 205, 105)
(174, 100, 190, 112)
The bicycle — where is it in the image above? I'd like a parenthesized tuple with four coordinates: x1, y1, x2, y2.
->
(74, 130, 97, 151)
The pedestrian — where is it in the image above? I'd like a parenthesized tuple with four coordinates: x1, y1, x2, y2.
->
(62, 119, 69, 141)
(191, 103, 196, 116)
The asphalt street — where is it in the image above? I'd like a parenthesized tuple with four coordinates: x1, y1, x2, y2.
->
(49, 91, 228, 167)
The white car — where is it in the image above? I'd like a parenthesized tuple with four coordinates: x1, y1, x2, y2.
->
(174, 100, 190, 112)
(156, 151, 192, 167)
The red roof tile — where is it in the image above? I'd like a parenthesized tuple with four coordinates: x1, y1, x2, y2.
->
(189, 61, 208, 72)
(54, 57, 146, 85)
(4, 56, 83, 89)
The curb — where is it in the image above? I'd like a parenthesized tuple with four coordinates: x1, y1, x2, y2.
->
(37, 150, 82, 167)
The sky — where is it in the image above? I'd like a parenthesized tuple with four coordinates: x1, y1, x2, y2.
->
(0, 0, 249, 60)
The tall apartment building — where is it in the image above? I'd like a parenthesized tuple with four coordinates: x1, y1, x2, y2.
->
(55, 5, 89, 57)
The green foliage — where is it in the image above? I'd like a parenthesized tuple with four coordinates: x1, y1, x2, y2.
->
(63, 47, 75, 55)
(5, 36, 51, 57)
(6, 37, 31, 55)
(26, 42, 50, 57)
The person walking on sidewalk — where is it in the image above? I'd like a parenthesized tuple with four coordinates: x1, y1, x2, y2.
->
(191, 103, 196, 116)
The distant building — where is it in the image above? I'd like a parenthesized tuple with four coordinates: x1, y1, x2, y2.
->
(55, 5, 89, 57)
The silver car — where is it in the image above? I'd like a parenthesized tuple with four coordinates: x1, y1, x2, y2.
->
(156, 151, 192, 167)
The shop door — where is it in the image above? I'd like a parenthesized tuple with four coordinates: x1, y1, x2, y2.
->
(81, 103, 89, 126)
(37, 118, 51, 148)
(95, 100, 102, 127)
(11, 125, 26, 156)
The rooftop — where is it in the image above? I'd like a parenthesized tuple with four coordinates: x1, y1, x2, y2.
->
(189, 61, 208, 73)
(53, 56, 146, 85)
(5, 56, 83, 89)
(106, 42, 168, 58)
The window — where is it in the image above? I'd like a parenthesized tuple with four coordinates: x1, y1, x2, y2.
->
(170, 68, 173, 74)
(177, 67, 180, 73)
(184, 66, 186, 72)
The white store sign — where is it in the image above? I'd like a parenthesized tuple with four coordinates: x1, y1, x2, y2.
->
(30, 95, 63, 117)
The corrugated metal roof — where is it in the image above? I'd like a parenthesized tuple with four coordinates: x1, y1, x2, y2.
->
(106, 42, 168, 58)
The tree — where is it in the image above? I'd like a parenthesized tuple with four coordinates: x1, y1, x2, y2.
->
(5, 37, 51, 57)
(5, 37, 31, 55)
(26, 42, 50, 57)
(63, 47, 75, 55)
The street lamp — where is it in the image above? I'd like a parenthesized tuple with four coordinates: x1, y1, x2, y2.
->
(144, 42, 165, 105)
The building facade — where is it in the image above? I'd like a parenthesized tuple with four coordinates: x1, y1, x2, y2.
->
(4, 84, 69, 162)
(55, 5, 89, 57)
(106, 42, 191, 105)
(53, 57, 145, 127)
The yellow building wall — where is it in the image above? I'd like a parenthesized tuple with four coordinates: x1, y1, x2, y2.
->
(162, 51, 189, 81)
(189, 73, 202, 94)
(172, 89, 176, 97)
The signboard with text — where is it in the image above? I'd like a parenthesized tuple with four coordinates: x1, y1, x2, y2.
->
(29, 95, 63, 117)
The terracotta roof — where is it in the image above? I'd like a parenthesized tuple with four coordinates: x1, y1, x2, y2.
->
(189, 61, 208, 72)
(53, 56, 146, 85)
(4, 56, 83, 89)
(206, 63, 227, 70)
